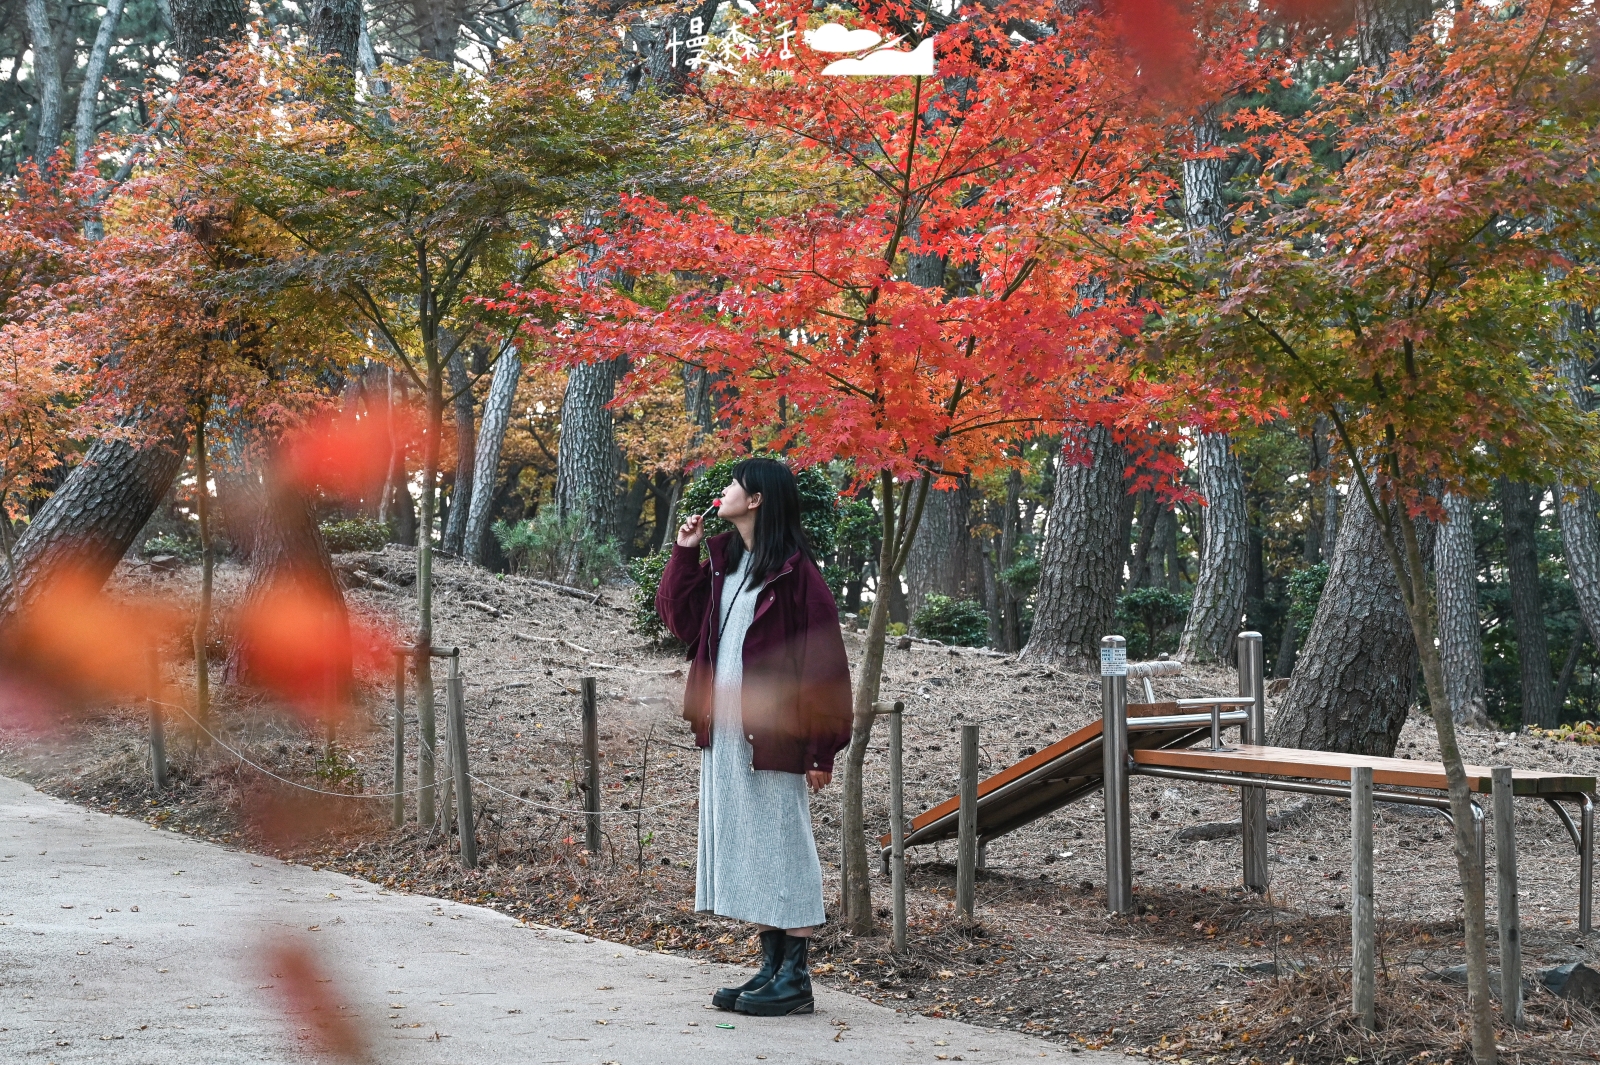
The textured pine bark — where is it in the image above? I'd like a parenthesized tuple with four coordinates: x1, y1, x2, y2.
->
(463, 351, 522, 565)
(307, 0, 361, 69)
(441, 350, 475, 556)
(1020, 426, 1126, 669)
(904, 485, 974, 619)
(167, 0, 247, 63)
(555, 359, 624, 567)
(1436, 493, 1488, 727)
(1179, 433, 1249, 663)
(0, 434, 185, 617)
(23, 0, 64, 159)
(1267, 493, 1421, 757)
(1557, 346, 1600, 647)
(1499, 479, 1557, 728)
(1354, 0, 1433, 70)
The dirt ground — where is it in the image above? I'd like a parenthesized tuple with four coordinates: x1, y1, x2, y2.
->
(5, 547, 1600, 1064)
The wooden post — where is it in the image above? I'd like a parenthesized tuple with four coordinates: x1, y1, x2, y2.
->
(582, 676, 601, 856)
(392, 651, 406, 827)
(1493, 766, 1523, 1024)
(1351, 765, 1375, 1030)
(147, 648, 166, 791)
(883, 700, 907, 953)
(448, 654, 476, 869)
(416, 646, 437, 830)
(957, 723, 979, 923)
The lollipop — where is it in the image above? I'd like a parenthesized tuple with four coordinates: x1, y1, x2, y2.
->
(700, 498, 722, 520)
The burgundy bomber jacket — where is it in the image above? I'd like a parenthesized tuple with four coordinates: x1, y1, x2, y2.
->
(655, 532, 853, 774)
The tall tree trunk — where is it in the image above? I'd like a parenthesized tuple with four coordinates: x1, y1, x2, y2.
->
(24, 0, 65, 161)
(463, 350, 522, 565)
(1267, 492, 1422, 755)
(411, 0, 462, 62)
(1437, 492, 1489, 727)
(555, 358, 623, 567)
(1020, 426, 1126, 669)
(997, 468, 1024, 652)
(1178, 434, 1249, 662)
(308, 0, 361, 69)
(441, 349, 475, 555)
(1556, 334, 1600, 647)
(1176, 113, 1248, 663)
(615, 469, 650, 558)
(0, 434, 185, 618)
(168, 0, 247, 65)
(229, 463, 352, 727)
(904, 485, 971, 619)
(72, 0, 128, 170)
(1354, 0, 1432, 71)
(1499, 479, 1557, 729)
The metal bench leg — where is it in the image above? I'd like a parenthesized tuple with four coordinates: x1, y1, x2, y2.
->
(1102, 636, 1133, 915)
(1237, 632, 1268, 893)
(1581, 794, 1594, 935)
(1538, 793, 1592, 933)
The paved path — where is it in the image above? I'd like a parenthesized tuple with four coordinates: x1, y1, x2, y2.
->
(1, 775, 1114, 1064)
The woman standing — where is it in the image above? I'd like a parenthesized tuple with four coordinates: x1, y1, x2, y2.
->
(656, 458, 853, 1017)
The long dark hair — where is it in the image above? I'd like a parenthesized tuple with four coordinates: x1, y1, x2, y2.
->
(724, 458, 811, 585)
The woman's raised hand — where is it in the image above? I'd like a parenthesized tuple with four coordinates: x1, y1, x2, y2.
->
(677, 512, 705, 549)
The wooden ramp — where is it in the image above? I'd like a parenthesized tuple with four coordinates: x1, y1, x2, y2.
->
(880, 701, 1234, 856)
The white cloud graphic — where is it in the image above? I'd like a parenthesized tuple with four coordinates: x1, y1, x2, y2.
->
(820, 36, 935, 76)
(804, 23, 884, 53)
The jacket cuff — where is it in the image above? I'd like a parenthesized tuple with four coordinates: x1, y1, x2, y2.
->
(669, 542, 702, 567)
(805, 744, 835, 774)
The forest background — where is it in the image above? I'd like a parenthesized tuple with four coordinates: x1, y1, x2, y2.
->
(2, 0, 1595, 730)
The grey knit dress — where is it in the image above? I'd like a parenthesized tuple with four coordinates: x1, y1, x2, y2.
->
(695, 551, 827, 929)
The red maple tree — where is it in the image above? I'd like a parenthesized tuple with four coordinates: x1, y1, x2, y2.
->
(511, 0, 1277, 930)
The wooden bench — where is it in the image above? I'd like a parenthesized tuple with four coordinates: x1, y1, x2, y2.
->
(1123, 744, 1595, 932)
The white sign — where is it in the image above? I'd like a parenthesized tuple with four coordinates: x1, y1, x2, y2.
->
(1100, 646, 1128, 677)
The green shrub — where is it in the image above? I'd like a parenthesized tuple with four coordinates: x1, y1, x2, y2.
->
(493, 508, 622, 586)
(999, 555, 1041, 599)
(913, 594, 990, 646)
(628, 551, 675, 646)
(140, 532, 201, 562)
(1287, 562, 1330, 635)
(318, 517, 390, 554)
(1114, 586, 1190, 660)
(629, 459, 842, 640)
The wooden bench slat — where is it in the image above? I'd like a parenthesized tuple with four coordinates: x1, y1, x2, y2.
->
(1133, 744, 1595, 796)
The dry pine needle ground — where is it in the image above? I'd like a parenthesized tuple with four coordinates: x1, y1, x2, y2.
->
(4, 549, 1600, 1063)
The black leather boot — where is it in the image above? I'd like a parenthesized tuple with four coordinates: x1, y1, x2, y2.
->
(712, 929, 785, 1011)
(733, 933, 815, 1016)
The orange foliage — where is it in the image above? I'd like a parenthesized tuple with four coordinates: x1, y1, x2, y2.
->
(261, 942, 368, 1061)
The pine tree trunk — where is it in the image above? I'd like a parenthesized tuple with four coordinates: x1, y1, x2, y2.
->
(1436, 493, 1488, 727)
(904, 485, 971, 620)
(0, 434, 185, 618)
(1178, 434, 1249, 663)
(441, 349, 475, 555)
(168, 0, 247, 64)
(555, 358, 623, 571)
(307, 0, 361, 69)
(24, 0, 65, 161)
(998, 469, 1024, 652)
(1500, 479, 1557, 728)
(1020, 426, 1126, 669)
(463, 351, 522, 565)
(71, 0, 127, 169)
(1267, 491, 1421, 756)
(1556, 343, 1600, 647)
